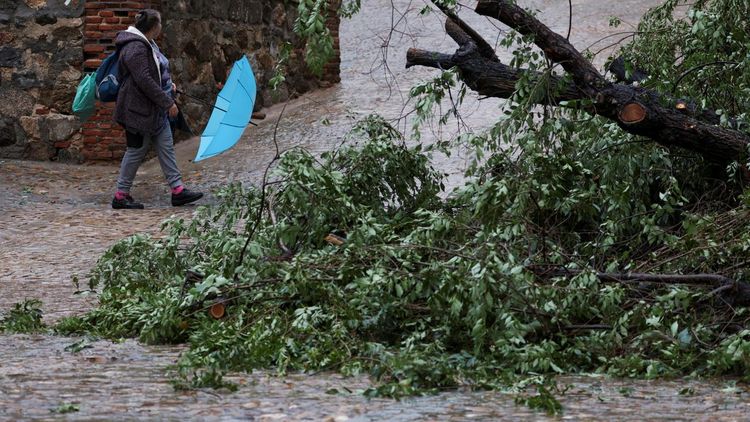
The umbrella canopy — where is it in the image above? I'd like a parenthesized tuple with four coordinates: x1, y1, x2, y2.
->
(194, 55, 257, 162)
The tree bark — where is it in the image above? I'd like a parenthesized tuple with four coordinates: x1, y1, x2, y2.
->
(407, 20, 586, 105)
(406, 0, 750, 165)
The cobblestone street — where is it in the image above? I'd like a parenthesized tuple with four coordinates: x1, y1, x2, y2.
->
(4, 0, 750, 419)
(0, 142, 207, 322)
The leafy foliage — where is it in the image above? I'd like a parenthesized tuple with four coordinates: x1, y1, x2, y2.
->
(618, 0, 750, 128)
(50, 403, 79, 414)
(60, 0, 750, 408)
(294, 0, 336, 76)
(515, 382, 564, 416)
(1, 299, 46, 334)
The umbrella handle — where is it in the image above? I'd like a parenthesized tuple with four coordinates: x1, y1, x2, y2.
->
(176, 89, 212, 107)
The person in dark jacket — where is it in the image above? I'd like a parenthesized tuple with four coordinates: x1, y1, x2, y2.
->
(111, 9, 202, 209)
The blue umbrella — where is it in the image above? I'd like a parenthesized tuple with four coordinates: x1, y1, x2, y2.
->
(194, 55, 257, 162)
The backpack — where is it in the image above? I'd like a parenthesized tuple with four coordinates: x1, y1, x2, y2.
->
(95, 47, 124, 102)
(72, 73, 96, 121)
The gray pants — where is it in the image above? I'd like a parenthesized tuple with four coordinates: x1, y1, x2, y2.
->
(116, 125, 183, 193)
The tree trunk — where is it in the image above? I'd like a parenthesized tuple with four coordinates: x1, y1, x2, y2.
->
(405, 0, 750, 165)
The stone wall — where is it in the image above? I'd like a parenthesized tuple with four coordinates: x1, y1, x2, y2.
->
(0, 0, 85, 161)
(160, 0, 341, 138)
(0, 0, 341, 162)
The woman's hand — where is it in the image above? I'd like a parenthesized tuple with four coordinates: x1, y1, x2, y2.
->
(172, 82, 177, 93)
(168, 103, 179, 118)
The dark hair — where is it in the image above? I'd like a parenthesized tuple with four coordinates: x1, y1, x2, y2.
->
(134, 9, 161, 33)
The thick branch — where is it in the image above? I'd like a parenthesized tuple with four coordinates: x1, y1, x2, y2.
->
(531, 266, 750, 306)
(608, 56, 648, 84)
(608, 56, 738, 128)
(475, 0, 604, 93)
(440, 7, 498, 61)
(407, 7, 750, 164)
(594, 84, 749, 163)
(406, 45, 585, 104)
(445, 16, 475, 47)
(407, 19, 585, 104)
(596, 272, 734, 286)
(405, 48, 457, 70)
(599, 272, 750, 306)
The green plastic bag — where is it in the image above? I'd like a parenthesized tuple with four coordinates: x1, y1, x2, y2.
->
(72, 73, 96, 121)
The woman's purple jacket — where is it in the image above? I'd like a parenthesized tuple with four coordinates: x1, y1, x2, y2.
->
(112, 30, 174, 136)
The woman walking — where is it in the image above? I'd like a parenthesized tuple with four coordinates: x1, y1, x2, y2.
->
(111, 9, 202, 209)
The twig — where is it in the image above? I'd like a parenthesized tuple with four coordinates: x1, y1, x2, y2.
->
(566, 0, 572, 41)
(563, 324, 611, 331)
(266, 193, 291, 255)
(671, 61, 740, 94)
(234, 101, 288, 281)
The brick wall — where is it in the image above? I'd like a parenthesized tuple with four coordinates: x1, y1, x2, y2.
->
(322, 0, 342, 85)
(81, 1, 161, 161)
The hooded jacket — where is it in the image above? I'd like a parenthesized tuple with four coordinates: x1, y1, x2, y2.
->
(113, 28, 174, 136)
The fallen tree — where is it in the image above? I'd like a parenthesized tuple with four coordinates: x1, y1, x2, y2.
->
(405, 1, 750, 307)
(52, 0, 750, 404)
(406, 0, 750, 165)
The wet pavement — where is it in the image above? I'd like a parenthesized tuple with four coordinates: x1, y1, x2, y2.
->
(2, 334, 749, 421)
(3, 0, 749, 419)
